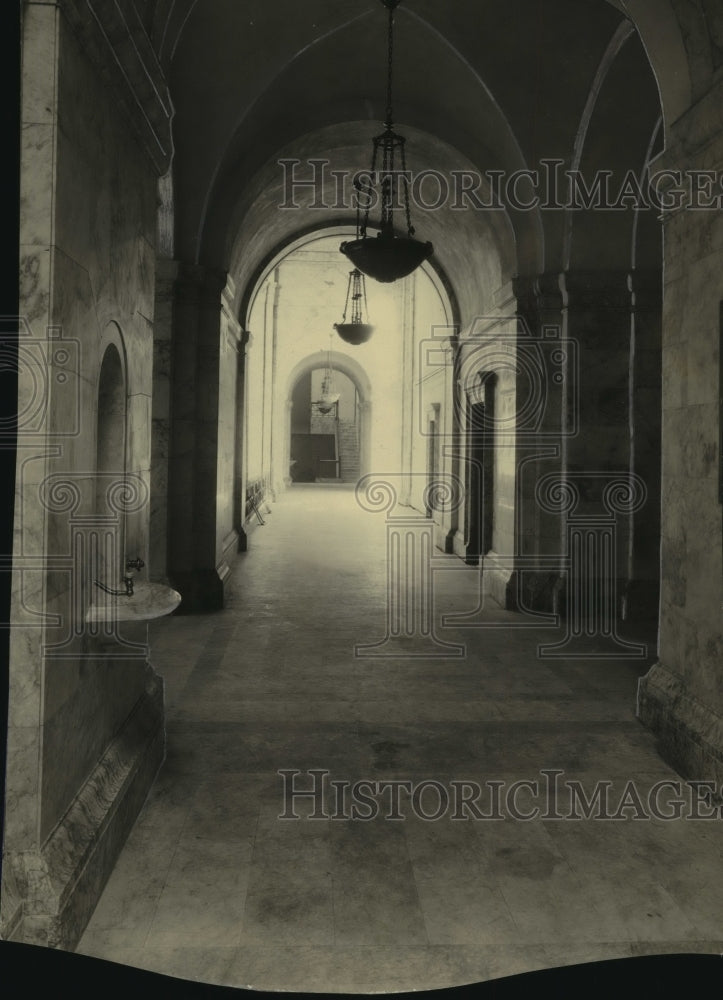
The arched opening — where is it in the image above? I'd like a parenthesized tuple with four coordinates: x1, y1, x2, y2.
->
(282, 348, 372, 492)
(240, 230, 455, 519)
(289, 367, 360, 484)
(95, 341, 127, 586)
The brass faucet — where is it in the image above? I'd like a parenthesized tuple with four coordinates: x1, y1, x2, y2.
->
(95, 557, 145, 597)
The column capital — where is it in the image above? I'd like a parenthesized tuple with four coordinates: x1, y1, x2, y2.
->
(513, 272, 566, 322)
(563, 269, 633, 311)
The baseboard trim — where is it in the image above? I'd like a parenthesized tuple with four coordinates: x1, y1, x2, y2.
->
(637, 661, 723, 786)
(4, 669, 165, 949)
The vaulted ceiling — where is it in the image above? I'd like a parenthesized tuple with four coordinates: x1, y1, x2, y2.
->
(148, 0, 672, 321)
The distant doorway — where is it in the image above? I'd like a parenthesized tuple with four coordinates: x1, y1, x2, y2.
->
(289, 368, 360, 483)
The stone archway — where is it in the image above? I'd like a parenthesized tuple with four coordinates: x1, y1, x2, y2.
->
(281, 350, 372, 490)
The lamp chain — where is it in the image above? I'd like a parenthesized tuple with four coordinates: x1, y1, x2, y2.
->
(385, 1, 395, 129)
(400, 136, 413, 236)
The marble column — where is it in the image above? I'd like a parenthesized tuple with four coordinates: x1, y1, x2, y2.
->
(235, 330, 250, 552)
(443, 332, 462, 555)
(149, 257, 179, 582)
(268, 276, 281, 500)
(564, 269, 632, 618)
(167, 264, 241, 613)
(511, 272, 569, 614)
(627, 268, 663, 620)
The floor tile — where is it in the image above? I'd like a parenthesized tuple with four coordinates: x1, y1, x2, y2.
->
(77, 485, 723, 992)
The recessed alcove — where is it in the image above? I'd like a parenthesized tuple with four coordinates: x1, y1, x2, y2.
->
(94, 341, 127, 590)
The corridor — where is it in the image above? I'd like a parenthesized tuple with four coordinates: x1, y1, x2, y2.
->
(76, 486, 723, 993)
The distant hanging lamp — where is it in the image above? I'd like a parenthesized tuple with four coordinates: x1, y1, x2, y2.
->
(314, 335, 341, 415)
(334, 268, 375, 345)
(340, 0, 433, 283)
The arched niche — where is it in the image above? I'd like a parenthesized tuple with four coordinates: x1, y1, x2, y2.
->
(95, 336, 128, 586)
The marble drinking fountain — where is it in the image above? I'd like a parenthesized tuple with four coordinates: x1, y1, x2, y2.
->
(86, 558, 182, 623)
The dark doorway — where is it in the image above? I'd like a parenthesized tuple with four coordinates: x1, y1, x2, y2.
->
(290, 433, 337, 482)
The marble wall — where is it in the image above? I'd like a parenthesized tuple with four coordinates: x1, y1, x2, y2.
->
(4, 3, 165, 947)
(41, 13, 157, 839)
(638, 74, 723, 782)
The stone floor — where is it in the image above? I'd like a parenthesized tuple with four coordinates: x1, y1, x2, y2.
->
(77, 484, 723, 993)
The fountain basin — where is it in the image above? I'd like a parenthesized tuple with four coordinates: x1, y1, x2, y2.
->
(86, 582, 182, 622)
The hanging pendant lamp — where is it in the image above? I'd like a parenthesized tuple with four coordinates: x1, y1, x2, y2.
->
(334, 268, 375, 345)
(340, 0, 433, 283)
(314, 336, 340, 415)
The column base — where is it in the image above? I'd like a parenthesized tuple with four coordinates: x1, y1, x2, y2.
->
(481, 551, 515, 609)
(2, 671, 164, 949)
(449, 529, 468, 562)
(168, 567, 226, 612)
(510, 568, 565, 615)
(432, 521, 451, 553)
(637, 661, 723, 785)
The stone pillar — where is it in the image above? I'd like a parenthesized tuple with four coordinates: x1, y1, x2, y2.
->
(268, 276, 281, 499)
(637, 76, 723, 784)
(217, 277, 243, 580)
(627, 268, 662, 620)
(167, 263, 238, 613)
(512, 268, 661, 626)
(281, 395, 293, 490)
(149, 257, 179, 582)
(235, 330, 250, 551)
(563, 270, 636, 619)
(444, 333, 462, 555)
(511, 272, 568, 614)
